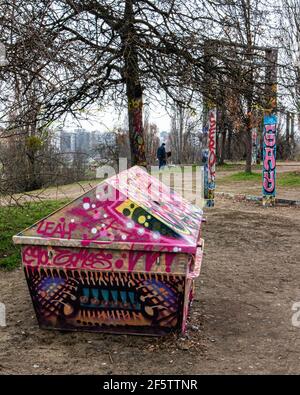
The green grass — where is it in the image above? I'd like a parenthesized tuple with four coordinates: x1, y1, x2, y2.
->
(216, 162, 243, 171)
(277, 171, 300, 187)
(24, 179, 99, 196)
(0, 199, 69, 270)
(220, 171, 262, 182)
(216, 162, 262, 171)
(219, 170, 300, 186)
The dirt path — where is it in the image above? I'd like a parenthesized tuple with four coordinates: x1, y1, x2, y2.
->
(0, 198, 299, 374)
(1, 161, 299, 207)
(216, 161, 300, 200)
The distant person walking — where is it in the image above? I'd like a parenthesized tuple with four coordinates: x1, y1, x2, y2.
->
(157, 143, 167, 170)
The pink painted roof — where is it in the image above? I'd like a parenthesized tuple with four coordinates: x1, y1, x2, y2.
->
(14, 166, 203, 253)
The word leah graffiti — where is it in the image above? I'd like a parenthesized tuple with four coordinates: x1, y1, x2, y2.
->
(262, 115, 277, 206)
(36, 218, 76, 239)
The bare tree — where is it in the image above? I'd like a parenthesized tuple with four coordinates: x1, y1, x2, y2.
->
(202, 0, 278, 172)
(278, 0, 300, 158)
(169, 103, 201, 164)
(143, 107, 160, 165)
(1, 0, 214, 167)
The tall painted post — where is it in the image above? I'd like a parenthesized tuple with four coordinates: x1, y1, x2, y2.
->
(263, 48, 278, 207)
(128, 97, 147, 167)
(202, 40, 217, 208)
(207, 108, 217, 207)
(262, 114, 277, 206)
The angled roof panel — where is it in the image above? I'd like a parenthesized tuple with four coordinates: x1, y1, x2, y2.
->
(13, 166, 203, 253)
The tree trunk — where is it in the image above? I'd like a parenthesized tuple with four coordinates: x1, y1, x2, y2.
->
(291, 112, 295, 156)
(219, 128, 227, 165)
(179, 108, 184, 164)
(126, 89, 147, 167)
(245, 111, 252, 173)
(218, 107, 226, 165)
(26, 108, 41, 191)
(123, 0, 147, 167)
(285, 111, 290, 159)
(226, 126, 232, 160)
(245, 115, 252, 173)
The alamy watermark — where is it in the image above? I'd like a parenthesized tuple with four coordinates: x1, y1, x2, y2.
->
(292, 302, 300, 328)
(0, 303, 6, 327)
(95, 158, 205, 207)
(0, 43, 8, 67)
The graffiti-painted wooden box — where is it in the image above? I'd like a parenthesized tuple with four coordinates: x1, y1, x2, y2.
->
(13, 166, 204, 336)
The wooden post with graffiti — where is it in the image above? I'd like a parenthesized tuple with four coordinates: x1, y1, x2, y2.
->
(127, 96, 147, 167)
(202, 41, 217, 208)
(202, 105, 217, 208)
(262, 114, 277, 206)
(207, 108, 217, 207)
(263, 48, 278, 207)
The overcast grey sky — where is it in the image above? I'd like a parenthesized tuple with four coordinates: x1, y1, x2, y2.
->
(56, 102, 172, 133)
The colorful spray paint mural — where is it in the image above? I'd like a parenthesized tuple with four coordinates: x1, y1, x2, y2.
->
(14, 166, 204, 335)
(262, 115, 277, 206)
(207, 109, 217, 207)
(24, 265, 185, 335)
(129, 98, 147, 167)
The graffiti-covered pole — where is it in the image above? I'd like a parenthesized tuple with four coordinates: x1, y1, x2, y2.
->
(202, 40, 217, 208)
(262, 115, 277, 206)
(127, 95, 147, 167)
(207, 108, 217, 207)
(201, 105, 217, 208)
(263, 48, 278, 207)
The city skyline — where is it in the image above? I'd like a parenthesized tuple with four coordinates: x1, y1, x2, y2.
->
(52, 103, 172, 134)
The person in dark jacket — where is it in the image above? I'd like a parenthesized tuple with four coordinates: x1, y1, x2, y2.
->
(157, 143, 167, 170)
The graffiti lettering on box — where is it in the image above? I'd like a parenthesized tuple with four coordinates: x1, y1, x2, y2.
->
(22, 246, 179, 274)
(36, 218, 76, 239)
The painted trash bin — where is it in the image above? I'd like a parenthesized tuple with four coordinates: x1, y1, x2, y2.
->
(13, 166, 204, 336)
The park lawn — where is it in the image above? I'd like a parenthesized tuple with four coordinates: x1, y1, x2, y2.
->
(216, 162, 261, 172)
(0, 199, 69, 270)
(218, 170, 300, 187)
(277, 171, 300, 187)
(220, 171, 262, 182)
